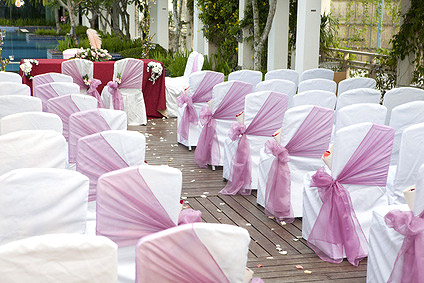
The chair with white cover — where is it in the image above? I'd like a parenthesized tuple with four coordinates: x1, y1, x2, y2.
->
(62, 48, 80, 59)
(68, 108, 127, 164)
(0, 234, 118, 283)
(96, 165, 202, 283)
(0, 112, 63, 135)
(334, 103, 387, 134)
(302, 122, 394, 266)
(0, 82, 30, 96)
(46, 94, 98, 141)
(165, 51, 204, 117)
(62, 58, 104, 107)
(298, 78, 337, 94)
(388, 101, 424, 166)
(177, 71, 224, 149)
(102, 58, 146, 125)
(228, 69, 262, 89)
(0, 95, 42, 119)
(337, 77, 376, 96)
(335, 88, 381, 111)
(257, 106, 334, 220)
(136, 223, 256, 283)
(386, 123, 424, 204)
(194, 81, 253, 168)
(222, 91, 289, 195)
(366, 163, 424, 283)
(0, 168, 88, 245)
(265, 69, 299, 89)
(383, 87, 424, 124)
(255, 79, 296, 107)
(32, 72, 73, 97)
(293, 90, 337, 109)
(300, 68, 334, 82)
(0, 71, 21, 83)
(0, 130, 67, 176)
(34, 81, 80, 110)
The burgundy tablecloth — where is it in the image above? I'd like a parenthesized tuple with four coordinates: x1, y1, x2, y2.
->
(19, 59, 166, 118)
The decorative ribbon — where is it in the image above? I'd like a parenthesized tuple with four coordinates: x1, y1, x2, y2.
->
(107, 81, 124, 110)
(194, 106, 220, 168)
(177, 91, 198, 141)
(87, 78, 104, 108)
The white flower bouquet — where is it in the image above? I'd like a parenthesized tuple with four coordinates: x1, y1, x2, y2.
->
(19, 59, 39, 80)
(146, 61, 163, 84)
(73, 47, 112, 62)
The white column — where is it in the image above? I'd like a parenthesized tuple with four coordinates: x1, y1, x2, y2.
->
(267, 0, 289, 71)
(295, 0, 321, 75)
(128, 3, 138, 39)
(321, 0, 331, 15)
(238, 0, 254, 69)
(193, 0, 208, 54)
(149, 0, 169, 49)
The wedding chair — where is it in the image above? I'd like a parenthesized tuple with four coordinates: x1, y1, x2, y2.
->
(96, 165, 202, 283)
(228, 69, 262, 88)
(293, 90, 336, 109)
(337, 77, 377, 95)
(62, 48, 80, 59)
(177, 71, 224, 149)
(136, 223, 256, 283)
(366, 163, 424, 283)
(68, 108, 127, 164)
(0, 82, 30, 96)
(222, 91, 289, 195)
(298, 78, 337, 94)
(334, 103, 387, 134)
(0, 234, 117, 283)
(0, 130, 67, 175)
(265, 69, 299, 89)
(0, 95, 42, 119)
(335, 88, 380, 111)
(302, 122, 394, 266)
(34, 81, 80, 110)
(32, 72, 73, 97)
(255, 79, 296, 107)
(257, 105, 334, 220)
(46, 94, 98, 141)
(62, 58, 104, 107)
(194, 80, 253, 168)
(389, 101, 424, 166)
(299, 68, 334, 82)
(165, 51, 204, 117)
(383, 87, 424, 124)
(0, 168, 88, 245)
(0, 112, 63, 135)
(102, 58, 147, 125)
(0, 71, 22, 83)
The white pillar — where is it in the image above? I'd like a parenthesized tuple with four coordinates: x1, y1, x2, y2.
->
(238, 0, 254, 69)
(295, 0, 321, 75)
(149, 0, 169, 49)
(321, 0, 331, 15)
(267, 0, 289, 71)
(193, 0, 208, 55)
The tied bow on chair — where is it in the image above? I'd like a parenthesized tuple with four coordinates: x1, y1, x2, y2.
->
(87, 78, 104, 108)
(199, 106, 213, 126)
(107, 81, 124, 110)
(177, 91, 198, 141)
(228, 122, 246, 141)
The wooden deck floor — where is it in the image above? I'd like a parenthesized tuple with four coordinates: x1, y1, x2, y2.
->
(130, 118, 367, 282)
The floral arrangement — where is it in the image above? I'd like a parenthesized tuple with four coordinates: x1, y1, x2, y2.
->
(115, 73, 122, 85)
(82, 74, 92, 86)
(19, 59, 39, 80)
(73, 47, 112, 62)
(146, 61, 163, 84)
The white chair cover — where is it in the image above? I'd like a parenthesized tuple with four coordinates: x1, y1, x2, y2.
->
(228, 69, 263, 88)
(383, 87, 424, 124)
(32, 72, 73, 98)
(0, 112, 63, 135)
(62, 48, 80, 59)
(265, 69, 299, 89)
(335, 103, 387, 134)
(300, 68, 334, 82)
(0, 234, 118, 283)
(61, 58, 94, 94)
(337, 77, 376, 95)
(293, 90, 336, 109)
(0, 71, 22, 83)
(255, 79, 296, 107)
(0, 82, 30, 96)
(298, 78, 337, 94)
(34, 81, 80, 110)
(0, 130, 67, 176)
(183, 51, 205, 81)
(335, 88, 380, 111)
(0, 168, 88, 245)
(101, 58, 147, 125)
(0, 95, 42, 119)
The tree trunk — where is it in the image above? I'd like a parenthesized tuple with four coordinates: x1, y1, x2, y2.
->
(88, 8, 98, 29)
(111, 1, 125, 39)
(54, 7, 61, 35)
(67, 2, 78, 45)
(172, 0, 183, 54)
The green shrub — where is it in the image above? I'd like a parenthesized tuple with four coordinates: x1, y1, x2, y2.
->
(35, 25, 88, 37)
(0, 18, 54, 26)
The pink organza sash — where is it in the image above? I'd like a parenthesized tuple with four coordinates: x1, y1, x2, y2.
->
(76, 133, 129, 201)
(308, 124, 394, 266)
(46, 95, 80, 141)
(68, 109, 111, 163)
(177, 72, 224, 141)
(385, 210, 424, 283)
(33, 74, 54, 93)
(135, 224, 229, 283)
(264, 107, 334, 222)
(220, 92, 288, 195)
(35, 83, 59, 111)
(194, 81, 252, 167)
(96, 167, 201, 247)
(191, 54, 199, 73)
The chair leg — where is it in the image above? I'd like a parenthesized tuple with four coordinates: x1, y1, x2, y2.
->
(188, 146, 192, 151)
(212, 166, 216, 171)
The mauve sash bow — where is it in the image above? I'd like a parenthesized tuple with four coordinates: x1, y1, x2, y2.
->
(87, 78, 104, 108)
(228, 122, 246, 141)
(199, 106, 213, 125)
(177, 92, 198, 141)
(107, 81, 124, 110)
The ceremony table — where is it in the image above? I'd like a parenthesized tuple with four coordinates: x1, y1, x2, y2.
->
(19, 59, 166, 118)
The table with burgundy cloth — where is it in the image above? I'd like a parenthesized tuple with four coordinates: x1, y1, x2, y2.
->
(19, 59, 166, 118)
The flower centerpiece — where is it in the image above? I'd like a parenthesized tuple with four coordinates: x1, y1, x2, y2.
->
(146, 61, 163, 84)
(73, 47, 112, 62)
(19, 59, 39, 80)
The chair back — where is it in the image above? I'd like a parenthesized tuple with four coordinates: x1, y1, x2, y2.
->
(0, 112, 63, 135)
(293, 90, 336, 109)
(0, 95, 42, 119)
